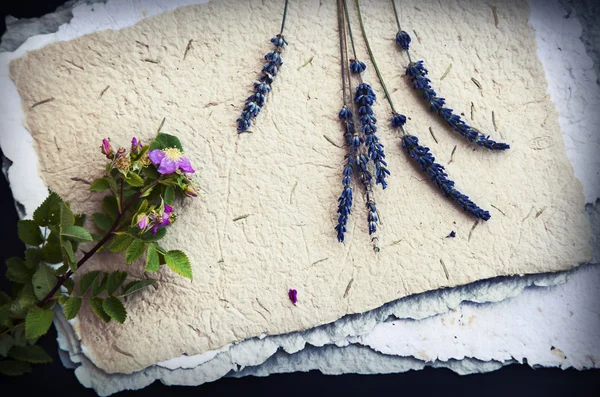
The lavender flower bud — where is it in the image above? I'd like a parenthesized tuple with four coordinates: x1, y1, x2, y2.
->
(349, 59, 367, 74)
(391, 113, 407, 128)
(395, 30, 411, 50)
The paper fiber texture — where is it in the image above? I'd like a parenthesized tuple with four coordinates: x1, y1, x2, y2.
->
(8, 0, 591, 373)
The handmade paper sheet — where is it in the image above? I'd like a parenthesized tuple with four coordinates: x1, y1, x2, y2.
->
(7, 0, 592, 374)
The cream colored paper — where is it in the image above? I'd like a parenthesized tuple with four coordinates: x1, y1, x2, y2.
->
(8, 0, 591, 374)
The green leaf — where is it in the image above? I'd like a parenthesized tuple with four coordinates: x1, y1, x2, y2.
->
(25, 308, 54, 339)
(109, 234, 134, 253)
(61, 240, 76, 271)
(63, 278, 75, 294)
(24, 249, 42, 270)
(164, 186, 175, 205)
(164, 250, 193, 280)
(92, 273, 108, 297)
(78, 270, 100, 295)
(145, 245, 160, 272)
(41, 243, 62, 264)
(8, 345, 52, 364)
(0, 334, 14, 357)
(90, 177, 111, 192)
(124, 172, 144, 187)
(17, 220, 44, 246)
(149, 132, 183, 151)
(60, 202, 75, 228)
(102, 296, 127, 324)
(61, 225, 93, 242)
(6, 257, 33, 284)
(0, 291, 10, 305)
(58, 296, 68, 305)
(92, 212, 112, 232)
(122, 279, 156, 297)
(74, 213, 86, 227)
(106, 271, 127, 295)
(33, 192, 62, 227)
(32, 264, 57, 301)
(125, 239, 146, 264)
(63, 296, 82, 320)
(103, 196, 119, 220)
(0, 360, 32, 376)
(88, 298, 111, 323)
(10, 284, 36, 318)
(0, 305, 11, 328)
(140, 227, 166, 242)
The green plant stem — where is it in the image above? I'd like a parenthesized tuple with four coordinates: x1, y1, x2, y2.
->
(342, 0, 359, 63)
(337, 0, 348, 105)
(280, 0, 289, 35)
(390, 0, 412, 63)
(355, 0, 397, 114)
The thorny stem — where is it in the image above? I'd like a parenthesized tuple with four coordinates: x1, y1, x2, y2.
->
(390, 0, 412, 63)
(35, 179, 160, 309)
(355, 0, 397, 114)
(280, 0, 290, 35)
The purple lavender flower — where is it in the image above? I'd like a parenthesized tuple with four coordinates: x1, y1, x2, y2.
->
(237, 34, 287, 133)
(391, 113, 407, 128)
(447, 231, 456, 238)
(395, 30, 411, 50)
(101, 138, 113, 159)
(354, 83, 389, 189)
(350, 59, 367, 74)
(288, 288, 298, 305)
(405, 60, 509, 151)
(402, 135, 491, 220)
(148, 148, 195, 175)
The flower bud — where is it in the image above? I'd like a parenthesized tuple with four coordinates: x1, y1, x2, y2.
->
(184, 184, 199, 198)
(131, 137, 142, 155)
(137, 214, 149, 230)
(102, 138, 113, 159)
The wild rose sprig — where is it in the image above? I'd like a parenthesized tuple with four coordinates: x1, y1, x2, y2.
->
(236, 0, 289, 133)
(0, 132, 198, 376)
(401, 131, 491, 220)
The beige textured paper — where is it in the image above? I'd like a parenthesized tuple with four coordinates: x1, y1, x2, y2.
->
(9, 0, 591, 374)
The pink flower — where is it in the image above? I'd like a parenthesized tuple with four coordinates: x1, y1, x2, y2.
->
(102, 138, 113, 159)
(288, 289, 298, 305)
(137, 215, 149, 230)
(131, 137, 142, 154)
(151, 204, 175, 234)
(148, 148, 194, 175)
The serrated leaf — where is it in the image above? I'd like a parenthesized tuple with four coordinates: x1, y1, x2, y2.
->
(24, 249, 42, 270)
(164, 186, 175, 205)
(106, 271, 127, 295)
(63, 296, 82, 320)
(125, 239, 146, 264)
(149, 132, 183, 151)
(122, 279, 156, 297)
(124, 172, 144, 187)
(61, 226, 93, 242)
(33, 192, 62, 227)
(61, 240, 76, 271)
(0, 360, 32, 376)
(25, 308, 54, 339)
(78, 270, 100, 295)
(90, 177, 111, 192)
(92, 212, 113, 232)
(60, 202, 75, 228)
(164, 250, 193, 280)
(0, 291, 10, 305)
(0, 332, 14, 358)
(102, 296, 127, 324)
(109, 234, 134, 253)
(103, 196, 119, 220)
(145, 245, 160, 272)
(17, 220, 44, 246)
(10, 284, 36, 318)
(8, 345, 52, 364)
(88, 298, 111, 323)
(139, 227, 166, 242)
(63, 278, 75, 294)
(6, 257, 33, 284)
(41, 243, 62, 264)
(0, 305, 11, 328)
(74, 213, 86, 227)
(32, 265, 57, 301)
(92, 273, 108, 297)
(58, 296, 68, 305)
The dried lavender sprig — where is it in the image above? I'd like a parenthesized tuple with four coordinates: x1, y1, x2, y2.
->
(342, 0, 367, 76)
(236, 0, 289, 133)
(400, 127, 491, 221)
(404, 60, 510, 150)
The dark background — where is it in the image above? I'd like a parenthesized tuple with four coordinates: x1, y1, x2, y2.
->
(0, 1, 598, 395)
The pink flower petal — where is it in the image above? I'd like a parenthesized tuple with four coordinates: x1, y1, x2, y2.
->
(164, 204, 173, 214)
(177, 156, 195, 173)
(148, 149, 165, 165)
(157, 157, 177, 174)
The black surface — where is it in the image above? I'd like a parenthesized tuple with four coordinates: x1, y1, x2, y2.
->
(1, 1, 599, 396)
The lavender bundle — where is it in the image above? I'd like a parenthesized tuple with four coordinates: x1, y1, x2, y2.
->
(335, 0, 380, 244)
(236, 0, 289, 133)
(390, 1, 509, 150)
(354, 0, 492, 221)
